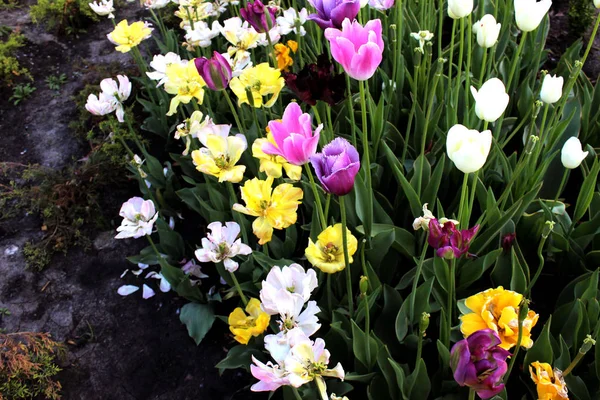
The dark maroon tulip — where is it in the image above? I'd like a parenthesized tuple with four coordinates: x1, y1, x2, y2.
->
(194, 52, 232, 91)
(283, 54, 346, 106)
(310, 137, 360, 196)
(308, 0, 360, 29)
(240, 0, 277, 33)
(427, 219, 479, 259)
(450, 329, 511, 399)
(501, 232, 516, 252)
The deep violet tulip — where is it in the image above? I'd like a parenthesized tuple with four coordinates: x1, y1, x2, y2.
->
(307, 0, 360, 29)
(310, 138, 360, 196)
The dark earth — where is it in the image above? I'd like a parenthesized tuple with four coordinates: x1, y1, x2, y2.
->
(0, 0, 599, 399)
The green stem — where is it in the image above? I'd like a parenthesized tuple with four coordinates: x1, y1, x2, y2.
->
(340, 195, 353, 317)
(458, 172, 470, 226)
(437, 0, 443, 57)
(327, 273, 333, 314)
(478, 47, 488, 86)
(506, 31, 527, 93)
(454, 17, 465, 123)
(346, 75, 357, 149)
(563, 352, 586, 377)
(410, 243, 429, 323)
(468, 389, 476, 400)
(416, 326, 424, 367)
(446, 259, 456, 348)
(553, 169, 569, 204)
(525, 235, 548, 297)
(465, 170, 479, 226)
(229, 270, 248, 306)
(465, 14, 473, 123)
(227, 182, 249, 246)
(304, 164, 327, 230)
(363, 291, 371, 364)
(448, 20, 457, 108)
(224, 90, 246, 132)
(504, 313, 524, 379)
(358, 80, 373, 246)
(291, 387, 303, 400)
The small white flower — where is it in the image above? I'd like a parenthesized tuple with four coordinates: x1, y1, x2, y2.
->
(89, 0, 115, 18)
(260, 264, 318, 315)
(86, 75, 131, 123)
(118, 285, 139, 296)
(257, 28, 281, 47)
(410, 30, 434, 53)
(147, 53, 188, 87)
(85, 92, 117, 117)
(470, 78, 509, 122)
(561, 137, 588, 169)
(115, 197, 159, 239)
(194, 221, 252, 272)
(220, 52, 252, 77)
(276, 8, 308, 36)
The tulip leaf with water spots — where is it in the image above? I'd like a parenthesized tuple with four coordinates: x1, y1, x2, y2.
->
(403, 359, 430, 400)
(524, 317, 553, 368)
(574, 158, 600, 223)
(179, 303, 215, 345)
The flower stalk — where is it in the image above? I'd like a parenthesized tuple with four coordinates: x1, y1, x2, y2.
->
(340, 195, 353, 316)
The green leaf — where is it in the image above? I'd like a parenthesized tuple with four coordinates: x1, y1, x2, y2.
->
(470, 199, 523, 254)
(351, 320, 379, 369)
(573, 158, 600, 223)
(524, 317, 553, 367)
(383, 142, 422, 217)
(509, 248, 527, 293)
(215, 345, 264, 371)
(179, 303, 215, 345)
(458, 249, 503, 289)
(355, 169, 374, 240)
(403, 359, 430, 400)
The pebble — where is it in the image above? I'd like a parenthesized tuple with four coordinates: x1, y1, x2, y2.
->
(4, 245, 19, 256)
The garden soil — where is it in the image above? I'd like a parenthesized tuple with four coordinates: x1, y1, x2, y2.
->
(0, 1, 598, 399)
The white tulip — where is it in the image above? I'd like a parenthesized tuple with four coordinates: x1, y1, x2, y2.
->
(447, 124, 493, 174)
(260, 264, 318, 315)
(471, 78, 510, 122)
(514, 0, 552, 32)
(561, 137, 588, 169)
(448, 0, 473, 19)
(115, 197, 158, 239)
(89, 0, 115, 18)
(595, 0, 600, 9)
(472, 14, 501, 48)
(539, 74, 563, 104)
(194, 221, 252, 272)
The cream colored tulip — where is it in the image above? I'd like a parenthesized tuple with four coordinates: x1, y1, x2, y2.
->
(561, 137, 588, 169)
(448, 0, 473, 19)
(514, 0, 552, 32)
(471, 78, 510, 122)
(472, 14, 501, 48)
(446, 124, 492, 174)
(539, 74, 563, 104)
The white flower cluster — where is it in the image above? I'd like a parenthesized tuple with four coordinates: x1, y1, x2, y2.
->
(85, 75, 131, 123)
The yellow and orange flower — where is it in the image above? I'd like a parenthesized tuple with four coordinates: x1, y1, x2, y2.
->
(232, 177, 303, 244)
(274, 40, 298, 71)
(529, 362, 569, 400)
(460, 286, 539, 350)
(228, 298, 270, 345)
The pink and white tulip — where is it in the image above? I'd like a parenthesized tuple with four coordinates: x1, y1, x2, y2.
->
(194, 221, 252, 272)
(115, 197, 158, 239)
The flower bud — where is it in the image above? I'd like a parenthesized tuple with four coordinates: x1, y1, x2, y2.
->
(525, 135, 539, 155)
(446, 124, 492, 173)
(540, 74, 563, 104)
(472, 14, 501, 48)
(448, 0, 473, 19)
(471, 78, 510, 122)
(514, 0, 552, 32)
(419, 312, 430, 334)
(359, 276, 369, 297)
(194, 52, 232, 91)
(580, 335, 596, 354)
(542, 220, 555, 238)
(561, 137, 589, 169)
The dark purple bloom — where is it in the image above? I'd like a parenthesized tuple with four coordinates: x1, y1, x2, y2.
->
(240, 0, 277, 33)
(307, 0, 360, 29)
(427, 219, 479, 259)
(194, 52, 232, 91)
(310, 138, 360, 196)
(450, 329, 511, 399)
(283, 54, 346, 106)
(501, 232, 516, 252)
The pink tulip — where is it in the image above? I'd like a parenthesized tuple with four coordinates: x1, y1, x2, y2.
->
(262, 102, 322, 166)
(324, 18, 384, 81)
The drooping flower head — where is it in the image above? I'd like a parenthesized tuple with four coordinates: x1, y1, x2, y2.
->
(194, 51, 233, 91)
(283, 54, 346, 106)
(450, 329, 511, 399)
(305, 224, 358, 273)
(252, 135, 302, 180)
(115, 197, 158, 239)
(233, 177, 303, 244)
(194, 221, 252, 272)
(228, 298, 270, 344)
(308, 0, 360, 29)
(164, 61, 206, 116)
(529, 362, 569, 400)
(324, 18, 384, 81)
(191, 125, 247, 183)
(310, 137, 360, 196)
(460, 286, 540, 350)
(427, 219, 479, 259)
(262, 102, 322, 166)
(260, 264, 318, 314)
(229, 63, 285, 108)
(107, 20, 153, 53)
(240, 0, 277, 33)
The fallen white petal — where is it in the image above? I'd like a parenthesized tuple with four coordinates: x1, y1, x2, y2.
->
(120, 269, 129, 278)
(142, 284, 156, 299)
(117, 285, 140, 296)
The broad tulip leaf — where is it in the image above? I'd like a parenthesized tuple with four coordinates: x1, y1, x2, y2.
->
(179, 302, 215, 345)
(573, 158, 600, 223)
(524, 317, 553, 367)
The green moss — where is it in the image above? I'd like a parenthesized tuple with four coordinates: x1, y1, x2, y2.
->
(29, 0, 99, 34)
(0, 29, 31, 86)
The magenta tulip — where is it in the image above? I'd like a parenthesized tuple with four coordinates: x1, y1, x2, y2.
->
(310, 137, 360, 196)
(194, 52, 232, 91)
(324, 18, 384, 81)
(240, 0, 277, 33)
(427, 219, 479, 259)
(262, 102, 322, 165)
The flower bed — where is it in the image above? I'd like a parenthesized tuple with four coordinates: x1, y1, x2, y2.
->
(87, 0, 600, 398)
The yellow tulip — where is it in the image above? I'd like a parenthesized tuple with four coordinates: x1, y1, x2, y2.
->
(460, 286, 539, 350)
(232, 177, 303, 245)
(191, 133, 247, 183)
(305, 224, 358, 274)
(529, 362, 569, 400)
(107, 20, 153, 53)
(274, 42, 295, 71)
(252, 136, 301, 180)
(229, 63, 284, 108)
(228, 298, 270, 345)
(164, 61, 205, 116)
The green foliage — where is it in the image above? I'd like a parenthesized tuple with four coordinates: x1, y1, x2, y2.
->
(46, 73, 67, 91)
(0, 332, 64, 400)
(29, 0, 98, 34)
(0, 0, 19, 9)
(9, 83, 36, 105)
(0, 29, 30, 86)
(568, 0, 595, 37)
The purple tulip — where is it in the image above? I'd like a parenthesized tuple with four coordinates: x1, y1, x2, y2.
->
(194, 52, 232, 91)
(450, 329, 511, 399)
(324, 19, 384, 81)
(310, 138, 360, 196)
(240, 0, 277, 33)
(427, 219, 479, 259)
(307, 0, 360, 29)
